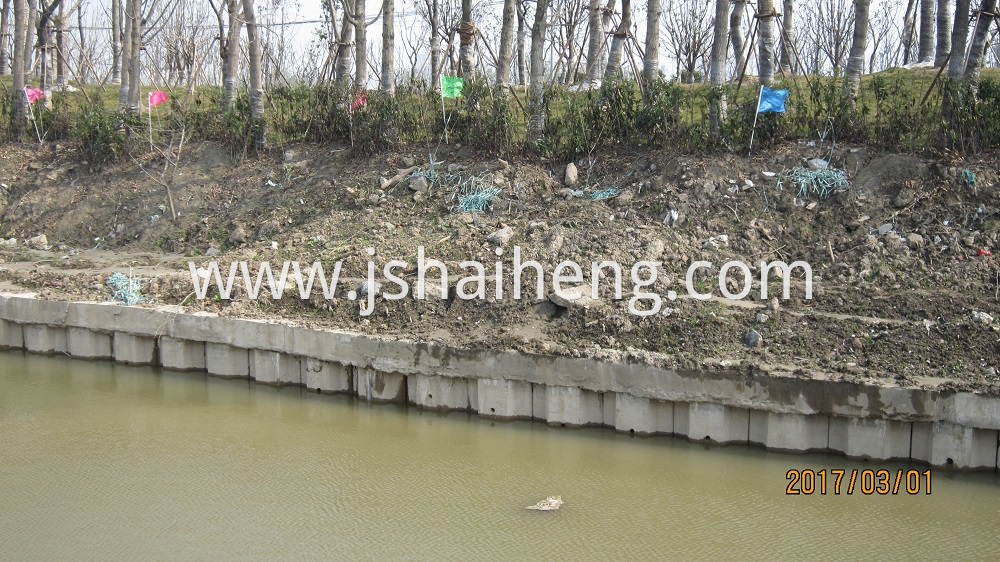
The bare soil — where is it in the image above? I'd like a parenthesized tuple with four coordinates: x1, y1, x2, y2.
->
(1, 140, 998, 393)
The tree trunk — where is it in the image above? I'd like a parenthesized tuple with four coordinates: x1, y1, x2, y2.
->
(36, 13, 47, 89)
(709, 0, 729, 137)
(23, 0, 34, 76)
(964, 0, 997, 85)
(584, 0, 603, 85)
(935, 0, 951, 66)
(604, 0, 629, 80)
(222, 0, 242, 111)
(779, 0, 794, 74)
(496, 0, 515, 84)
(758, 0, 775, 86)
(843, 0, 870, 102)
(334, 10, 353, 88)
(242, 0, 265, 145)
(55, 0, 64, 88)
(528, 0, 550, 142)
(458, 0, 474, 77)
(117, 0, 132, 107)
(76, 3, 86, 84)
(643, 0, 660, 89)
(126, 0, 141, 110)
(10, 0, 25, 140)
(516, 0, 526, 85)
(948, 0, 970, 80)
(0, 0, 11, 75)
(730, 0, 746, 78)
(918, 0, 935, 62)
(380, 0, 393, 91)
(429, 0, 440, 89)
(111, 0, 120, 83)
(353, 0, 366, 88)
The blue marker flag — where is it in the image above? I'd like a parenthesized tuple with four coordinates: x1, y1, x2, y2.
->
(757, 86, 790, 113)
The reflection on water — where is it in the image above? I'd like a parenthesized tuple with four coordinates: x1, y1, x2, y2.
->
(1, 351, 999, 559)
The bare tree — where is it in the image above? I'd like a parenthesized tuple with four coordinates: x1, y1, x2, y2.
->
(1, 0, 11, 75)
(843, 0, 870, 102)
(10, 0, 25, 140)
(528, 0, 550, 141)
(111, 0, 121, 83)
(604, 0, 629, 80)
(381, 0, 393, 91)
(935, 0, 951, 65)
(730, 1, 747, 76)
(918, 0, 934, 61)
(583, 0, 603, 84)
(517, 0, 527, 84)
(551, 0, 586, 84)
(899, 0, 916, 64)
(126, 0, 140, 110)
(34, 0, 65, 90)
(779, 0, 795, 74)
(758, 0, 775, 85)
(209, 0, 242, 110)
(663, 0, 714, 83)
(242, 0, 263, 143)
(643, 0, 660, 88)
(709, 0, 729, 137)
(948, 0, 969, 79)
(458, 0, 474, 76)
(802, 0, 852, 75)
(964, 0, 997, 85)
(497, 0, 516, 83)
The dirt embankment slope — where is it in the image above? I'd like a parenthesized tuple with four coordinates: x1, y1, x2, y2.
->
(0, 140, 998, 393)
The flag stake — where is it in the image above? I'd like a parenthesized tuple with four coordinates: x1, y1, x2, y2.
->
(24, 88, 43, 144)
(148, 92, 154, 152)
(748, 84, 764, 157)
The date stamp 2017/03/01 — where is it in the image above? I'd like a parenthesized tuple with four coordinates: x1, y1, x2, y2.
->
(785, 469, 932, 495)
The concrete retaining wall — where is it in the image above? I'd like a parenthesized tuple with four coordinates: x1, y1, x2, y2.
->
(1, 293, 998, 470)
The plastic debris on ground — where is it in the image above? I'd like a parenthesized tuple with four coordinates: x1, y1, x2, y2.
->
(776, 166, 849, 199)
(106, 270, 146, 306)
(590, 186, 622, 200)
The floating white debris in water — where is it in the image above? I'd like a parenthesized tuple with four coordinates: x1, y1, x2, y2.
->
(526, 496, 563, 511)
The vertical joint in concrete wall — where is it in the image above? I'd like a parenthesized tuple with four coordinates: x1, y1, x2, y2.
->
(0, 319, 25, 349)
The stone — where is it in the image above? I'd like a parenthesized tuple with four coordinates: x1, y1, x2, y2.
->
(875, 223, 893, 236)
(26, 234, 48, 250)
(557, 188, 577, 199)
(744, 330, 763, 348)
(971, 311, 994, 325)
(907, 233, 925, 248)
(702, 235, 729, 250)
(768, 298, 780, 314)
(0, 238, 16, 247)
(893, 190, 916, 208)
(755, 312, 770, 323)
(549, 285, 601, 309)
(205, 247, 221, 256)
(229, 225, 248, 245)
(409, 176, 430, 191)
(807, 158, 829, 170)
(487, 226, 514, 246)
(564, 162, 579, 187)
(401, 156, 416, 167)
(447, 163, 464, 173)
(359, 280, 381, 297)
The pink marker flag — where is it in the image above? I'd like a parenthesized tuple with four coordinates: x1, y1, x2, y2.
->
(148, 90, 168, 108)
(25, 88, 45, 105)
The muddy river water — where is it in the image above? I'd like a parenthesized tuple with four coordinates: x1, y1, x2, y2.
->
(2, 351, 999, 559)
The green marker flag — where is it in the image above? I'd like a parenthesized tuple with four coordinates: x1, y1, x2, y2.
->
(441, 76, 464, 98)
